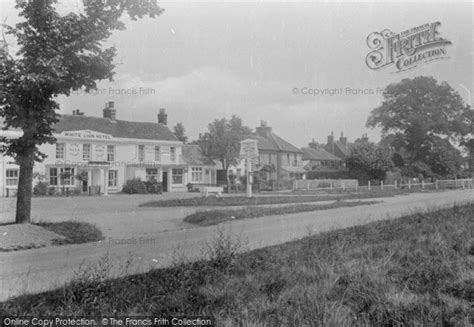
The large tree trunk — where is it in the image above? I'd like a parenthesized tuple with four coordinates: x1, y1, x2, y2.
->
(15, 151, 35, 224)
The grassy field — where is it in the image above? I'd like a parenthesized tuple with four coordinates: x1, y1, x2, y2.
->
(36, 221, 104, 245)
(140, 188, 420, 207)
(2, 204, 473, 326)
(184, 200, 378, 226)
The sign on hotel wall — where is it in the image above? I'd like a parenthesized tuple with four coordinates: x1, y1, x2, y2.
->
(68, 143, 81, 159)
(94, 144, 106, 161)
(61, 130, 112, 140)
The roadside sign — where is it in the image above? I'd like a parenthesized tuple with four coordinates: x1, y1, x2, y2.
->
(240, 139, 259, 159)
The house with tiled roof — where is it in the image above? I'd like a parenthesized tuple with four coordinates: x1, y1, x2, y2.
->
(301, 146, 343, 170)
(0, 102, 191, 196)
(181, 144, 217, 190)
(252, 121, 306, 181)
(325, 132, 351, 160)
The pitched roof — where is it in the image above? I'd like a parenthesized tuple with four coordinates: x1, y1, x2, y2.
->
(252, 133, 302, 153)
(325, 141, 351, 157)
(181, 145, 215, 166)
(53, 115, 178, 141)
(301, 147, 342, 161)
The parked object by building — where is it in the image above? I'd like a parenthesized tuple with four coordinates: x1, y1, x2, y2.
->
(0, 102, 190, 196)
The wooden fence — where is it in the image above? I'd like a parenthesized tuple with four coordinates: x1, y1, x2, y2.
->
(293, 178, 474, 192)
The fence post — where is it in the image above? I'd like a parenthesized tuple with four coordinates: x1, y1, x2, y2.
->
(422, 180, 424, 189)
(356, 182, 358, 191)
(330, 181, 333, 191)
(342, 181, 345, 190)
(394, 180, 397, 189)
(381, 180, 383, 190)
(435, 179, 438, 189)
(368, 181, 371, 191)
(408, 180, 411, 189)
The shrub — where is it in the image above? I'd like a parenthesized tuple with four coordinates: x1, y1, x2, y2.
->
(33, 181, 49, 196)
(144, 180, 162, 194)
(306, 170, 351, 180)
(122, 178, 147, 194)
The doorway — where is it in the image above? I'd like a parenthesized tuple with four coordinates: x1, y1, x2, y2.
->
(162, 171, 168, 192)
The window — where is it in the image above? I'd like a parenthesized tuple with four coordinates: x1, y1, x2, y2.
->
(172, 168, 183, 184)
(287, 153, 290, 164)
(83, 144, 91, 161)
(138, 145, 145, 162)
(192, 167, 203, 182)
(49, 168, 58, 186)
(293, 154, 298, 167)
(107, 145, 115, 162)
(108, 170, 118, 187)
(56, 143, 65, 159)
(170, 147, 176, 161)
(5, 169, 19, 186)
(146, 168, 159, 182)
(60, 167, 75, 186)
(154, 146, 160, 161)
(268, 154, 272, 164)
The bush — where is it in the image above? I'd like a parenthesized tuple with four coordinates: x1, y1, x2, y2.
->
(33, 181, 49, 196)
(122, 178, 147, 194)
(306, 170, 351, 180)
(144, 180, 162, 194)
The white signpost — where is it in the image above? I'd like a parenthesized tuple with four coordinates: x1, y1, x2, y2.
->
(240, 139, 259, 198)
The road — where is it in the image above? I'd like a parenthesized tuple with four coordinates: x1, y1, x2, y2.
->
(1, 189, 473, 302)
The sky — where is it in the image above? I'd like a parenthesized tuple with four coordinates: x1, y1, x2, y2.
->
(1, 0, 472, 147)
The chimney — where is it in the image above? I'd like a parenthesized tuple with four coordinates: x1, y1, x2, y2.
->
(256, 120, 272, 137)
(327, 131, 335, 154)
(362, 133, 369, 142)
(339, 132, 347, 146)
(158, 108, 168, 125)
(103, 101, 116, 120)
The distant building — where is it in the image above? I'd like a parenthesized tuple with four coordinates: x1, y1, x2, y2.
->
(252, 121, 306, 180)
(301, 147, 343, 170)
(325, 132, 351, 160)
(181, 144, 217, 190)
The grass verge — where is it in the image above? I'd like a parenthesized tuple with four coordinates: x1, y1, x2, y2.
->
(35, 221, 104, 245)
(140, 188, 430, 207)
(184, 200, 378, 226)
(2, 204, 473, 326)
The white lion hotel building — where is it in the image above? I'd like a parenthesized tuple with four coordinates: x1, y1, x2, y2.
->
(0, 102, 217, 196)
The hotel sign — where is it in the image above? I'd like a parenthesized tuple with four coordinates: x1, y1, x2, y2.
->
(61, 130, 112, 140)
(240, 139, 259, 159)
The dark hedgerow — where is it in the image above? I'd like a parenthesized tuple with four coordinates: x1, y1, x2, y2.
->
(35, 221, 104, 245)
(2, 204, 474, 326)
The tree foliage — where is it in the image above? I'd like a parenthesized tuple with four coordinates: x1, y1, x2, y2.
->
(173, 122, 187, 143)
(199, 115, 252, 173)
(345, 141, 393, 181)
(0, 0, 163, 223)
(367, 76, 472, 162)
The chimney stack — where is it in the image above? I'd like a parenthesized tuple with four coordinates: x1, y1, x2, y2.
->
(103, 101, 116, 120)
(256, 120, 272, 138)
(327, 131, 335, 154)
(158, 108, 168, 125)
(339, 132, 347, 146)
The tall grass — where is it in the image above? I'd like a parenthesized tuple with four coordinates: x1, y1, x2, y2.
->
(2, 204, 473, 326)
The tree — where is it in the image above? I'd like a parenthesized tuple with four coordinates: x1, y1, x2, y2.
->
(198, 115, 251, 188)
(173, 122, 187, 143)
(0, 0, 163, 223)
(427, 137, 464, 176)
(367, 76, 472, 163)
(345, 141, 393, 182)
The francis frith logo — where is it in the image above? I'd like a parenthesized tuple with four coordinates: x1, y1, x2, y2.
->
(365, 22, 452, 72)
